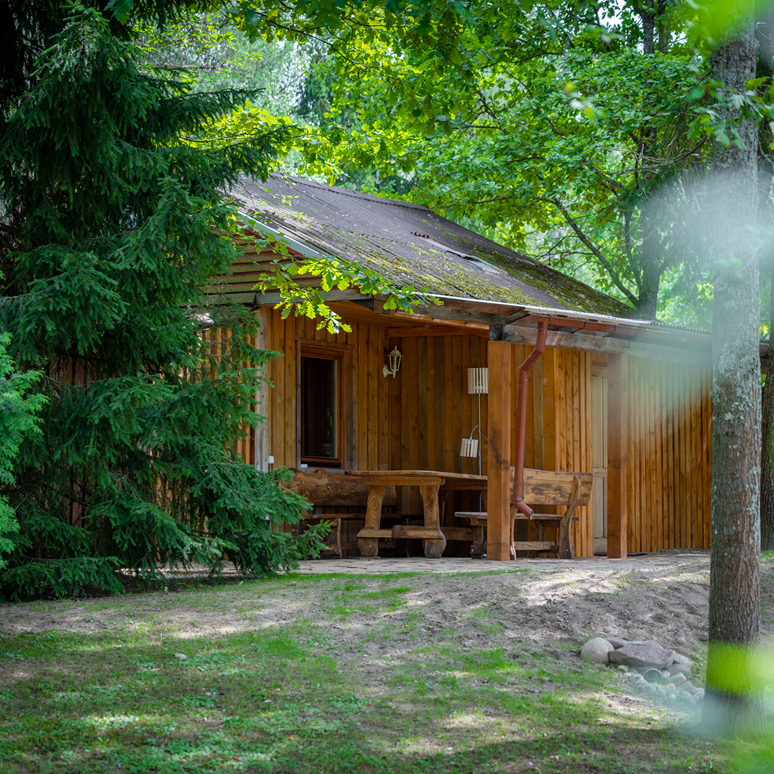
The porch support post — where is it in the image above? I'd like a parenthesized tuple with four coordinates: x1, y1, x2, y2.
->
(487, 339, 512, 561)
(607, 353, 628, 558)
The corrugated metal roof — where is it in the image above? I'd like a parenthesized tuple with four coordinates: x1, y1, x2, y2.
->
(227, 174, 635, 318)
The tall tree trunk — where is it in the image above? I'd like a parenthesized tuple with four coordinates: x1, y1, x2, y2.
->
(704, 0, 762, 733)
(634, 2, 666, 320)
(656, 0, 669, 54)
(756, 8, 774, 553)
(632, 261, 660, 320)
(761, 261, 774, 551)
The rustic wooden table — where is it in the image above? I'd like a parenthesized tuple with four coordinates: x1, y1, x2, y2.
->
(347, 470, 488, 558)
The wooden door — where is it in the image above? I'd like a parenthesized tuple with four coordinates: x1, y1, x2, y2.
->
(591, 364, 608, 554)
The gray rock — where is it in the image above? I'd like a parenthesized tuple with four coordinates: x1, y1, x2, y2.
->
(683, 683, 699, 695)
(661, 670, 671, 679)
(664, 673, 687, 686)
(605, 637, 627, 649)
(626, 639, 663, 649)
(609, 644, 675, 668)
(672, 653, 691, 666)
(694, 688, 705, 701)
(667, 663, 692, 676)
(581, 637, 614, 664)
(617, 665, 630, 673)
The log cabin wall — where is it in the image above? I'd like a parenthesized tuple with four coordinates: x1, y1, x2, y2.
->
(201, 326, 258, 467)
(253, 306, 713, 558)
(625, 357, 713, 553)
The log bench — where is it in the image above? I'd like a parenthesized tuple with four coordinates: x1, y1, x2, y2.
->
(456, 468, 592, 560)
(286, 468, 400, 557)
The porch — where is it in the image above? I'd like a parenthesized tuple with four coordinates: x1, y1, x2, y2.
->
(235, 298, 713, 560)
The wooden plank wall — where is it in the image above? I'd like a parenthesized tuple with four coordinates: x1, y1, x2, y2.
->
(625, 358, 713, 553)
(262, 308, 393, 472)
(547, 348, 595, 558)
(201, 327, 257, 467)
(257, 308, 713, 558)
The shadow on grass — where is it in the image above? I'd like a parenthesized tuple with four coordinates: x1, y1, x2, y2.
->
(0, 623, 724, 774)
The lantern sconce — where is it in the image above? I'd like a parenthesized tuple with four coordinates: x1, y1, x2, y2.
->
(383, 346, 403, 378)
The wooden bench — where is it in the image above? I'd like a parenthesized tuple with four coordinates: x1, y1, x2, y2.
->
(456, 468, 592, 559)
(286, 468, 400, 557)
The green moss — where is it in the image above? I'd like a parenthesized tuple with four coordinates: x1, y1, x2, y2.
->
(437, 229, 634, 317)
(272, 217, 633, 317)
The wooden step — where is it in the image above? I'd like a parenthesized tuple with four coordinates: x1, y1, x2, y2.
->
(512, 541, 556, 552)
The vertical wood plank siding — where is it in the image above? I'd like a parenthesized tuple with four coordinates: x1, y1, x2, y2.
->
(623, 358, 713, 553)
(257, 307, 713, 556)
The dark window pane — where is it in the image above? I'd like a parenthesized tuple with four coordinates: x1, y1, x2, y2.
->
(301, 356, 338, 460)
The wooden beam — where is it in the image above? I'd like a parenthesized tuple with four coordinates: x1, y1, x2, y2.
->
(487, 340, 513, 562)
(500, 325, 712, 366)
(607, 354, 628, 558)
(392, 311, 490, 331)
(386, 325, 489, 339)
(502, 325, 625, 353)
(412, 306, 521, 326)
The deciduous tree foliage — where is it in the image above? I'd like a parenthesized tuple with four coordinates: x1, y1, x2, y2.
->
(271, 0, 713, 319)
(0, 2, 318, 599)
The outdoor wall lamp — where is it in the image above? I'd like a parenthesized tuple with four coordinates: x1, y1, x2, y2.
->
(383, 346, 403, 378)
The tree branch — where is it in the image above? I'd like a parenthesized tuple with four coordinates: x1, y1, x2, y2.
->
(548, 198, 639, 306)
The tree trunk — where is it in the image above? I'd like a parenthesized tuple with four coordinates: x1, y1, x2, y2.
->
(704, 0, 762, 734)
(632, 267, 659, 320)
(757, 0, 774, 554)
(761, 261, 774, 551)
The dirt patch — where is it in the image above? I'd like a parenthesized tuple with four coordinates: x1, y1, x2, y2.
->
(2, 554, 771, 669)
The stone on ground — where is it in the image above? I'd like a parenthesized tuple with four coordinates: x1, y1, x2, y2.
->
(668, 663, 692, 676)
(580, 637, 614, 664)
(609, 644, 675, 668)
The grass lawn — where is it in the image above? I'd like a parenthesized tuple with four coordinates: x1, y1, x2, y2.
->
(1, 564, 772, 773)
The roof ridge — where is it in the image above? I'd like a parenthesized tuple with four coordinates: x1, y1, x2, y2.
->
(270, 172, 431, 213)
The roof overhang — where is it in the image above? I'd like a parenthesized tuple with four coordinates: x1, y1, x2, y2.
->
(235, 215, 722, 368)
(401, 294, 711, 366)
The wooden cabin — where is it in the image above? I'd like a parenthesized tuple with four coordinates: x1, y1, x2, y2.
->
(213, 174, 720, 560)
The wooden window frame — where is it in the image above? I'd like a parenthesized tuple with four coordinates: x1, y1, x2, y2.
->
(299, 344, 345, 468)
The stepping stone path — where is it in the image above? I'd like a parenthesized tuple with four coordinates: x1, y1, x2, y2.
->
(580, 636, 704, 707)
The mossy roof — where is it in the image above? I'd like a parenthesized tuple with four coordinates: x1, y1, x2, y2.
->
(228, 174, 634, 318)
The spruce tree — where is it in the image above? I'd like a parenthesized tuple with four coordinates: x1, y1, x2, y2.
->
(0, 332, 45, 572)
(0, 3, 315, 599)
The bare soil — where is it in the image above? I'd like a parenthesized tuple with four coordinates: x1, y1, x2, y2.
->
(5, 552, 766, 663)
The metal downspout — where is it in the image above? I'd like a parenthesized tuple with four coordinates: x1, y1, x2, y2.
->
(512, 318, 549, 516)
